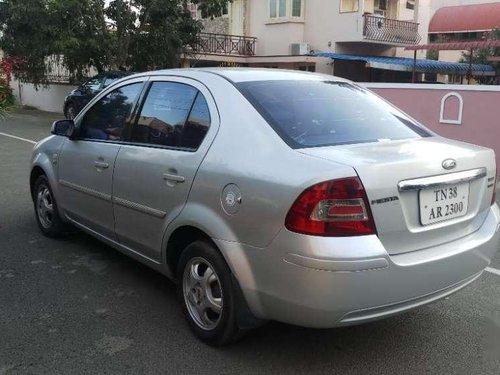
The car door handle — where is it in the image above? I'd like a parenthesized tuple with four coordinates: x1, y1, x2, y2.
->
(94, 161, 109, 169)
(163, 173, 185, 183)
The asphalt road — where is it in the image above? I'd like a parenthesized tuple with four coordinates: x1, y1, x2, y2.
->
(1, 109, 499, 375)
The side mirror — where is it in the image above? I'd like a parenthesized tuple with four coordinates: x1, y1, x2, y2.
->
(51, 119, 75, 138)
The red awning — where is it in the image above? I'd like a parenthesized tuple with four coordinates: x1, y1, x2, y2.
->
(405, 40, 500, 51)
(429, 3, 500, 33)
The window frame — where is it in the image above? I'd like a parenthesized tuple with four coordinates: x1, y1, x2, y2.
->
(375, 0, 387, 11)
(339, 0, 359, 14)
(74, 75, 218, 152)
(74, 77, 148, 145)
(124, 78, 215, 153)
(268, 0, 304, 22)
(373, 0, 388, 16)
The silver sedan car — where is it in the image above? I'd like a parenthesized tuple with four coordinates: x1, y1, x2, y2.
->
(30, 69, 500, 345)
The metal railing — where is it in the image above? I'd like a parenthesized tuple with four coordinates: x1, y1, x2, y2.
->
(190, 32, 257, 56)
(363, 15, 421, 45)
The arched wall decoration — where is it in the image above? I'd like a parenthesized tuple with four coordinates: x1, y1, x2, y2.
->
(440, 92, 463, 125)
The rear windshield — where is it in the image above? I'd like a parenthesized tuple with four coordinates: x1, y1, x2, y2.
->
(237, 80, 431, 148)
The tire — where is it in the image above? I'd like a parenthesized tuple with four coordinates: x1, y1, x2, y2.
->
(177, 241, 243, 346)
(65, 104, 76, 120)
(33, 175, 68, 237)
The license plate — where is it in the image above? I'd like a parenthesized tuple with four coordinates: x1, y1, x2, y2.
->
(419, 183, 469, 225)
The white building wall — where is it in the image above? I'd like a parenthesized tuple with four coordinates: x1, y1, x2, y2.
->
(247, 0, 305, 56)
(397, 0, 415, 21)
(303, 0, 364, 51)
(11, 79, 76, 114)
(247, 0, 399, 56)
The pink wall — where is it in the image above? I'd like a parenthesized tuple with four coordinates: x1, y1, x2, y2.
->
(364, 84, 500, 169)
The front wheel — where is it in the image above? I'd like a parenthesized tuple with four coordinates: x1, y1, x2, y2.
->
(33, 175, 68, 237)
(177, 241, 243, 346)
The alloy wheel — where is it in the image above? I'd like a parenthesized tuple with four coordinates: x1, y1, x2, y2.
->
(36, 185, 54, 229)
(182, 257, 223, 331)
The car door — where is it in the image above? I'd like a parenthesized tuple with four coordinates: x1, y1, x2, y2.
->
(57, 79, 146, 239)
(112, 78, 219, 261)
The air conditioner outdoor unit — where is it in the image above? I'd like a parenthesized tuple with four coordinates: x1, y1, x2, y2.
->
(290, 43, 311, 56)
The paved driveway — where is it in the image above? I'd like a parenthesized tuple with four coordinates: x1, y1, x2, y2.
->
(1, 109, 499, 374)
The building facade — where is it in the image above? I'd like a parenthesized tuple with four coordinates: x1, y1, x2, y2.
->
(185, 0, 422, 75)
(185, 0, 496, 82)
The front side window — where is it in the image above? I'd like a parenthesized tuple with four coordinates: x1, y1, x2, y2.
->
(79, 83, 143, 141)
(237, 80, 430, 149)
(130, 82, 211, 150)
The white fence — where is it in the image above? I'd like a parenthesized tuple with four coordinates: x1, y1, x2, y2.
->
(11, 79, 77, 114)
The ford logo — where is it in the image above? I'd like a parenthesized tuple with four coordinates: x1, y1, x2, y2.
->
(442, 159, 457, 170)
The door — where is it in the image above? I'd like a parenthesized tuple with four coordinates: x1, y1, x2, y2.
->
(112, 79, 218, 261)
(58, 80, 145, 239)
(229, 0, 244, 36)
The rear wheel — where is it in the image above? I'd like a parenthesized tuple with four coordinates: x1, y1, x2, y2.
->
(33, 175, 67, 237)
(177, 241, 243, 346)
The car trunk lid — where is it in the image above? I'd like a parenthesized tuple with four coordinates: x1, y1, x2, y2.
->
(298, 137, 496, 255)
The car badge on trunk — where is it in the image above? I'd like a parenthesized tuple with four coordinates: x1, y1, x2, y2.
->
(442, 159, 457, 170)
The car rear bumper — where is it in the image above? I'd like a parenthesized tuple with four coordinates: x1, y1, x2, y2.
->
(215, 204, 500, 328)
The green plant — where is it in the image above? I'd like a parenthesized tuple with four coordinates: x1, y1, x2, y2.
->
(460, 28, 500, 84)
(0, 56, 21, 116)
(0, 0, 233, 86)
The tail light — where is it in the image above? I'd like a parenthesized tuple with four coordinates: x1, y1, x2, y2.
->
(492, 169, 497, 205)
(285, 177, 376, 237)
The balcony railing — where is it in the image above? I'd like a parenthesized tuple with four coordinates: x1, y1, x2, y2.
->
(189, 33, 257, 56)
(363, 15, 421, 45)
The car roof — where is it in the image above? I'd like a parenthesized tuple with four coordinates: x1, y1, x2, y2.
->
(106, 70, 133, 76)
(197, 68, 349, 83)
(94, 70, 133, 79)
(128, 68, 350, 84)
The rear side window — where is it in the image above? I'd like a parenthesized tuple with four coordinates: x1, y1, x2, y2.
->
(237, 80, 430, 148)
(131, 82, 211, 150)
(80, 83, 143, 141)
(182, 94, 211, 149)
